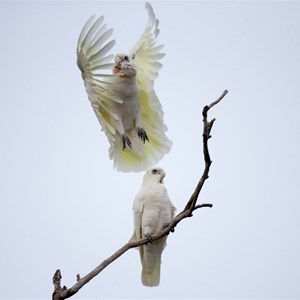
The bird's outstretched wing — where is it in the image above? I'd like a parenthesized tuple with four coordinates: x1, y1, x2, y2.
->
(77, 15, 121, 148)
(130, 2, 164, 89)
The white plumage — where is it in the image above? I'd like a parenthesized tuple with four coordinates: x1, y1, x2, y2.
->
(130, 167, 176, 286)
(77, 2, 172, 172)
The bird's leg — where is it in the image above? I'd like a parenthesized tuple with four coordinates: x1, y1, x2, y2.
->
(135, 116, 149, 144)
(122, 134, 132, 150)
(145, 233, 153, 244)
(114, 119, 132, 150)
(137, 127, 149, 143)
(137, 127, 149, 144)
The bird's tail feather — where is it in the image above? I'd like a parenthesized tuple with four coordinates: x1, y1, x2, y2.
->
(141, 260, 161, 287)
(109, 130, 172, 173)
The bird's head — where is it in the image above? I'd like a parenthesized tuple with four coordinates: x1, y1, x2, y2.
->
(143, 167, 166, 184)
(113, 53, 136, 77)
(114, 53, 132, 68)
(115, 54, 130, 66)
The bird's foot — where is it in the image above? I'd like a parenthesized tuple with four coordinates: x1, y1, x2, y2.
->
(145, 233, 153, 244)
(163, 223, 175, 233)
(122, 134, 132, 150)
(137, 127, 149, 144)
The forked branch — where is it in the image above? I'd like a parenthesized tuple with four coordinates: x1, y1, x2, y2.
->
(52, 89, 228, 300)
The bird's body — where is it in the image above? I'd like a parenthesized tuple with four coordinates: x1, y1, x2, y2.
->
(111, 57, 141, 136)
(130, 167, 175, 286)
(77, 3, 172, 172)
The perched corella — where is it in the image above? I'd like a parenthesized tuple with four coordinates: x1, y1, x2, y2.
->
(130, 167, 176, 286)
(77, 2, 172, 172)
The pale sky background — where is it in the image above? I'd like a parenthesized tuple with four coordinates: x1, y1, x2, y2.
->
(1, 0, 300, 299)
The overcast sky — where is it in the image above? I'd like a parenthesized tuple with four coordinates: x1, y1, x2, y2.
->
(1, 1, 300, 299)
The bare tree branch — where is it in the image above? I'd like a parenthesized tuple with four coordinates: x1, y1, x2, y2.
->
(52, 89, 228, 300)
(185, 89, 228, 211)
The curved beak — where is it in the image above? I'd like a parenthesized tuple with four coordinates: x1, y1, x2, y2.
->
(159, 169, 166, 183)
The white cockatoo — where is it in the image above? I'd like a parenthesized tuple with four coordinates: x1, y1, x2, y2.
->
(76, 2, 172, 172)
(130, 167, 176, 286)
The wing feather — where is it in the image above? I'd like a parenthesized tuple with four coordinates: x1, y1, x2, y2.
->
(77, 15, 121, 147)
(77, 15, 97, 55)
(89, 39, 116, 62)
(129, 195, 144, 243)
(80, 16, 104, 52)
(129, 3, 165, 81)
(87, 27, 113, 56)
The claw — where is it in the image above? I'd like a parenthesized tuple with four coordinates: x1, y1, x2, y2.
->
(122, 134, 132, 150)
(163, 223, 170, 229)
(145, 233, 153, 244)
(163, 223, 174, 234)
(137, 127, 149, 143)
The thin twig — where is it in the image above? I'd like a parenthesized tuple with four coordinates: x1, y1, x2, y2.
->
(52, 90, 228, 300)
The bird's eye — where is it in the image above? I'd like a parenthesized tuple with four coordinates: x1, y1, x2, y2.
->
(124, 56, 129, 62)
(152, 169, 157, 175)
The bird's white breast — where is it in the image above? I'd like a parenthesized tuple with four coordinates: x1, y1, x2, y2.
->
(137, 184, 172, 236)
(112, 72, 140, 131)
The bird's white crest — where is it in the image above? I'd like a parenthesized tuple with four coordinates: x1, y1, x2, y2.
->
(77, 2, 172, 172)
(130, 167, 176, 286)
